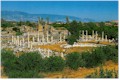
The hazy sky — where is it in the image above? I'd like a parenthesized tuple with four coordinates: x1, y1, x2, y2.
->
(1, 1, 118, 21)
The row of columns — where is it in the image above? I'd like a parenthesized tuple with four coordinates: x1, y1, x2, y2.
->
(81, 30, 108, 41)
(11, 31, 66, 48)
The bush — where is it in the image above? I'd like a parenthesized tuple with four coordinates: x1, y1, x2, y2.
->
(1, 49, 16, 64)
(44, 56, 65, 72)
(102, 46, 118, 63)
(86, 67, 118, 78)
(1, 49, 18, 72)
(66, 52, 85, 70)
(18, 52, 44, 71)
(16, 31, 23, 36)
(82, 47, 106, 68)
(7, 70, 43, 78)
(2, 50, 44, 78)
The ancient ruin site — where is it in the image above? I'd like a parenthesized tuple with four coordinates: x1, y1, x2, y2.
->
(1, 1, 118, 78)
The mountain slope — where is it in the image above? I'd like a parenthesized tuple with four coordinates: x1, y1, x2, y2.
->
(1, 11, 95, 22)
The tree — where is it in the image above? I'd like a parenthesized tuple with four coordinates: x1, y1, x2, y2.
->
(2, 50, 44, 78)
(18, 52, 43, 71)
(66, 52, 85, 70)
(66, 20, 80, 45)
(44, 56, 65, 72)
(66, 16, 69, 24)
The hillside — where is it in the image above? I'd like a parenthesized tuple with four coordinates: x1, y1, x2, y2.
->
(1, 11, 95, 22)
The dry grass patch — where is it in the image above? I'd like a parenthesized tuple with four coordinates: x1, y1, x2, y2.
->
(36, 43, 94, 54)
(45, 60, 118, 78)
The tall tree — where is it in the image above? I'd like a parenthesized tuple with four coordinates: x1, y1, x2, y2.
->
(66, 16, 69, 24)
(67, 20, 81, 45)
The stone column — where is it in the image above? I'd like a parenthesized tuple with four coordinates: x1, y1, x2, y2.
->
(112, 38, 114, 42)
(63, 35, 66, 41)
(30, 41, 33, 49)
(22, 37, 24, 43)
(105, 35, 108, 41)
(95, 31, 98, 41)
(13, 37, 16, 44)
(42, 33, 45, 43)
(61, 52, 64, 58)
(46, 31, 49, 43)
(17, 36, 19, 45)
(32, 37, 35, 42)
(27, 32, 30, 48)
(37, 31, 40, 42)
(86, 30, 88, 41)
(51, 35, 53, 42)
(102, 31, 104, 41)
(15, 37, 17, 45)
(22, 37, 25, 47)
(59, 32, 62, 42)
(82, 30, 84, 41)
(12, 36, 14, 43)
(19, 40, 22, 46)
(108, 39, 111, 43)
(92, 30, 94, 39)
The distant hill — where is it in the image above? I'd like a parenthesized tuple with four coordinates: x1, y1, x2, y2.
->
(1, 11, 95, 22)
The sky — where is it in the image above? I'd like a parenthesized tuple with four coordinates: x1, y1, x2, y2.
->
(1, 1, 118, 21)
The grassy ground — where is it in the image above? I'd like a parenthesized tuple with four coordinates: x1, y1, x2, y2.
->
(42, 60, 118, 78)
(36, 42, 94, 54)
(1, 41, 116, 78)
(1, 60, 118, 78)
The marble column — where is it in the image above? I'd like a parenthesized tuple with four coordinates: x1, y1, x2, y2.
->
(51, 36, 53, 42)
(46, 31, 49, 43)
(82, 30, 84, 40)
(112, 38, 114, 42)
(13, 37, 16, 44)
(19, 40, 22, 46)
(37, 31, 40, 42)
(95, 31, 98, 41)
(12, 36, 14, 43)
(27, 32, 30, 48)
(105, 35, 108, 41)
(92, 30, 94, 39)
(42, 33, 45, 43)
(22, 37, 25, 47)
(102, 31, 104, 41)
(86, 30, 88, 41)
(108, 39, 111, 43)
(30, 41, 33, 49)
(17, 36, 19, 45)
(22, 37, 24, 43)
(63, 35, 66, 41)
(32, 37, 35, 42)
(15, 37, 17, 45)
(59, 32, 62, 42)
(61, 52, 64, 58)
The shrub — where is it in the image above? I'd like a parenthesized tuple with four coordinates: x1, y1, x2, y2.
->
(18, 52, 44, 71)
(102, 46, 118, 63)
(82, 47, 106, 68)
(7, 70, 43, 78)
(2, 50, 44, 78)
(66, 52, 85, 70)
(86, 67, 118, 78)
(82, 52, 93, 68)
(1, 49, 16, 64)
(44, 56, 65, 72)
(1, 49, 18, 73)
